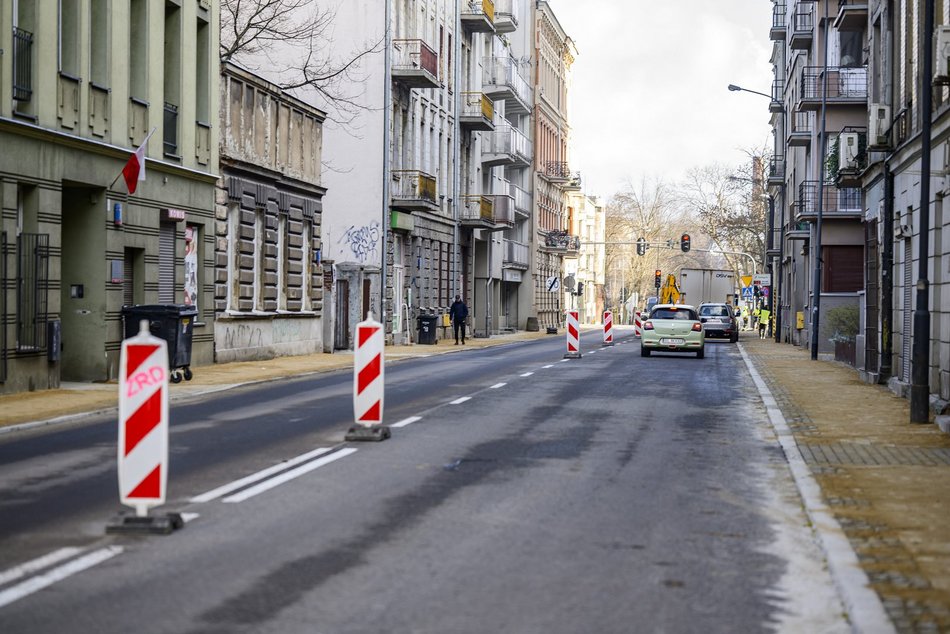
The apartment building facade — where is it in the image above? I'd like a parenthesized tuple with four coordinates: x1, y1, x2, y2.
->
(769, 0, 949, 408)
(532, 1, 579, 330)
(0, 0, 218, 394)
(563, 191, 605, 324)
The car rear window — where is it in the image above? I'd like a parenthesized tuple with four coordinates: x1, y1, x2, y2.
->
(651, 308, 698, 320)
(700, 306, 730, 317)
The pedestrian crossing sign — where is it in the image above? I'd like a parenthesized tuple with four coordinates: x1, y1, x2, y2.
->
(741, 286, 754, 300)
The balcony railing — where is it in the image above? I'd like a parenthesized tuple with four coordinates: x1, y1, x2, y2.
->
(799, 66, 867, 109)
(483, 56, 531, 114)
(544, 161, 571, 181)
(392, 39, 439, 89)
(163, 102, 179, 156)
(835, 0, 868, 30)
(797, 181, 862, 219)
(493, 0, 520, 33)
(511, 184, 531, 217)
(460, 195, 495, 226)
(460, 92, 495, 131)
(771, 78, 784, 112)
(788, 110, 812, 147)
(770, 3, 787, 40)
(493, 194, 515, 228)
(461, 0, 495, 32)
(503, 239, 530, 269)
(483, 124, 531, 167)
(392, 170, 438, 210)
(13, 27, 33, 102)
(789, 1, 814, 50)
(768, 156, 785, 185)
(543, 230, 581, 252)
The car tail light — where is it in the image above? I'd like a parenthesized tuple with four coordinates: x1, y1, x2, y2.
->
(643, 321, 654, 330)
(691, 322, 702, 332)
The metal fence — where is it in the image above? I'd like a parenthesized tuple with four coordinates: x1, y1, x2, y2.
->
(16, 233, 49, 352)
(13, 27, 33, 102)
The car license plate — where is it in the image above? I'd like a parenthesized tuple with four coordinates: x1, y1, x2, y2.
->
(660, 338, 684, 345)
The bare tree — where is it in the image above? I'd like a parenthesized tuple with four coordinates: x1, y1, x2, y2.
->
(221, 0, 385, 125)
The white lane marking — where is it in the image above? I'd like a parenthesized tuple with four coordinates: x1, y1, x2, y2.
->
(558, 359, 570, 363)
(520, 372, 534, 377)
(189, 446, 336, 503)
(0, 547, 83, 586)
(0, 546, 123, 609)
(542, 364, 554, 369)
(392, 416, 422, 428)
(222, 448, 358, 503)
(588, 350, 597, 354)
(449, 397, 471, 405)
(489, 383, 506, 389)
(180, 512, 200, 523)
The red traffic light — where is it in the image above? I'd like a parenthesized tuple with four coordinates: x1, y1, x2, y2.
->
(680, 234, 691, 252)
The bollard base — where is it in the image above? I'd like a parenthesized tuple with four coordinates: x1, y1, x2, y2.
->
(106, 512, 184, 535)
(602, 341, 615, 347)
(345, 425, 391, 442)
(563, 352, 582, 359)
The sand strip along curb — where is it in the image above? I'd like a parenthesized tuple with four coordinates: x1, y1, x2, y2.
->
(739, 343, 895, 634)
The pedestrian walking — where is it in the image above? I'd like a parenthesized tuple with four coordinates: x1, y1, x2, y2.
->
(449, 294, 468, 344)
(758, 307, 771, 339)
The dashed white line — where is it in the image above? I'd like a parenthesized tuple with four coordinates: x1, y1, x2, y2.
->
(392, 415, 422, 428)
(222, 448, 358, 503)
(542, 364, 554, 369)
(0, 547, 83, 587)
(190, 446, 337, 503)
(180, 512, 200, 524)
(489, 382, 506, 389)
(520, 372, 534, 377)
(449, 396, 472, 405)
(0, 546, 123, 609)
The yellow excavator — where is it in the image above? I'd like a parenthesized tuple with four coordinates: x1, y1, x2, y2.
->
(659, 273, 682, 304)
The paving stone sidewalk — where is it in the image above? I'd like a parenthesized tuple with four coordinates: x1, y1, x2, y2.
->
(743, 336, 950, 634)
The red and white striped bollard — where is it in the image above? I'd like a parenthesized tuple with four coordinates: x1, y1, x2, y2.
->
(564, 310, 582, 359)
(635, 311, 642, 338)
(345, 312, 391, 441)
(603, 310, 614, 346)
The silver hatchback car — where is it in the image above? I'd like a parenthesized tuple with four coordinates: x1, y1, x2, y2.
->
(698, 303, 739, 343)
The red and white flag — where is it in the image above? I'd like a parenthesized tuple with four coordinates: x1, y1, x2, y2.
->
(122, 129, 155, 195)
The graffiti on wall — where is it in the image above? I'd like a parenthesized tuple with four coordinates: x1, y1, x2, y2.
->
(339, 222, 381, 263)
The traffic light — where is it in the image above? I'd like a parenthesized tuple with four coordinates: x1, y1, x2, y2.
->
(654, 270, 662, 288)
(680, 233, 691, 252)
(636, 237, 646, 256)
(576, 281, 584, 296)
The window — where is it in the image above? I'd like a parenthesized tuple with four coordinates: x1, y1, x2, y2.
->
(226, 203, 241, 311)
(90, 0, 109, 86)
(158, 222, 176, 303)
(195, 16, 210, 122)
(130, 0, 148, 99)
(16, 232, 49, 351)
(822, 245, 864, 292)
(163, 1, 182, 156)
(59, 0, 80, 76)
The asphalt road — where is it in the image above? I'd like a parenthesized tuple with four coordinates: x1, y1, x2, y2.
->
(0, 332, 848, 633)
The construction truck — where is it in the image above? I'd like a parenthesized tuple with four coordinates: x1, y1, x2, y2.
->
(678, 268, 736, 306)
(659, 274, 682, 304)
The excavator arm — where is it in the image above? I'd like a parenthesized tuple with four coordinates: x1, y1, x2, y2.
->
(659, 274, 682, 304)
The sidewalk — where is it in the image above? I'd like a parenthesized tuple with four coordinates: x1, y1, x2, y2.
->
(3, 330, 949, 630)
(743, 336, 950, 633)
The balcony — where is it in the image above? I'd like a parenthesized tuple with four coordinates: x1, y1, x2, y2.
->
(834, 0, 868, 31)
(460, 92, 495, 131)
(786, 220, 811, 241)
(483, 56, 531, 114)
(799, 66, 867, 110)
(460, 195, 496, 229)
(492, 194, 515, 228)
(482, 124, 531, 167)
(12, 27, 33, 103)
(768, 156, 785, 186)
(392, 39, 439, 89)
(770, 78, 784, 113)
(770, 3, 787, 40)
(391, 170, 439, 212)
(828, 127, 867, 188)
(542, 161, 571, 183)
(461, 0, 495, 33)
(503, 239, 530, 270)
(797, 181, 862, 221)
(564, 172, 582, 191)
(511, 183, 531, 218)
(493, 0, 520, 33)
(542, 230, 581, 257)
(789, 1, 814, 50)
(787, 110, 812, 146)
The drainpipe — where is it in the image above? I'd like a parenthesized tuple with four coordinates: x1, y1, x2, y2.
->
(767, 193, 775, 338)
(810, 0, 829, 361)
(880, 162, 893, 381)
(381, 0, 393, 328)
(453, 0, 461, 299)
(911, 0, 934, 423)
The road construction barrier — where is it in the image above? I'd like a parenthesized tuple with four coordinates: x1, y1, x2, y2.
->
(118, 320, 169, 517)
(603, 310, 614, 346)
(346, 312, 390, 441)
(564, 310, 582, 359)
(634, 311, 642, 338)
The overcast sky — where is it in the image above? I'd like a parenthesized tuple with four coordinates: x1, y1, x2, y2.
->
(547, 0, 774, 199)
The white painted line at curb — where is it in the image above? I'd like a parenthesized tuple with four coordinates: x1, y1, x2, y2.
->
(392, 416, 422, 428)
(542, 365, 554, 369)
(190, 446, 336, 503)
(222, 448, 358, 503)
(520, 372, 533, 377)
(739, 343, 895, 634)
(489, 383, 506, 389)
(0, 546, 123, 609)
(449, 397, 471, 405)
(0, 547, 83, 586)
